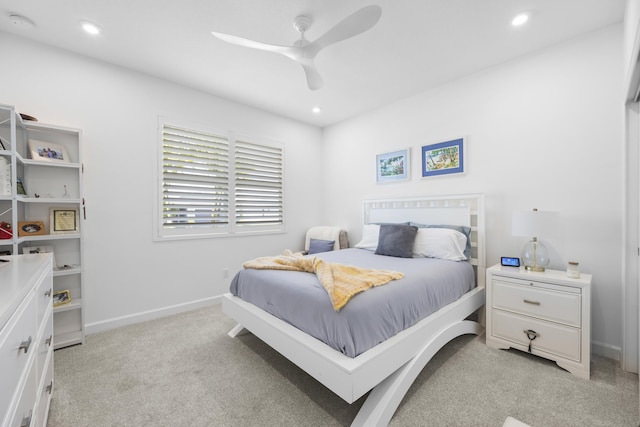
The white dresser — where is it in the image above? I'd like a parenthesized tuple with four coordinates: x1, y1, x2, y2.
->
(0, 254, 54, 427)
(485, 264, 592, 379)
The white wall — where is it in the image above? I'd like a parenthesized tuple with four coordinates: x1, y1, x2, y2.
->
(0, 33, 324, 332)
(322, 25, 624, 358)
(0, 24, 626, 358)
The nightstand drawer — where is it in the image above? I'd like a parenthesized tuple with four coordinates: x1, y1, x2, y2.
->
(492, 310, 581, 362)
(493, 280, 581, 327)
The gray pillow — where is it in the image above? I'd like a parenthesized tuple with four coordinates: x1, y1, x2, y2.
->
(308, 238, 335, 254)
(410, 222, 472, 258)
(375, 224, 418, 258)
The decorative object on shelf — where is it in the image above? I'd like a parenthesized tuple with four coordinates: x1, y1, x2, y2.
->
(19, 113, 37, 122)
(0, 157, 10, 195)
(50, 207, 79, 234)
(28, 139, 70, 163)
(17, 220, 46, 236)
(0, 221, 12, 239)
(52, 289, 71, 307)
(15, 177, 26, 195)
(512, 208, 559, 272)
(22, 244, 55, 265)
(421, 137, 464, 177)
(376, 148, 410, 183)
(567, 261, 580, 279)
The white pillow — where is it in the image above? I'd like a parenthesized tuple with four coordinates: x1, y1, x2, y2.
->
(354, 224, 380, 250)
(413, 228, 467, 261)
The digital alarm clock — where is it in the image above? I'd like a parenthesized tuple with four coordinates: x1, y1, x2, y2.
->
(501, 257, 520, 267)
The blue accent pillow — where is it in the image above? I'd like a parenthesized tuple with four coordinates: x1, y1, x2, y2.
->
(308, 238, 335, 254)
(409, 222, 472, 258)
(375, 224, 418, 258)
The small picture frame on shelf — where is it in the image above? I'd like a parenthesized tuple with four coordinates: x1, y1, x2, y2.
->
(28, 139, 70, 163)
(52, 290, 71, 307)
(50, 207, 79, 234)
(17, 221, 46, 236)
(16, 178, 26, 195)
(22, 245, 56, 266)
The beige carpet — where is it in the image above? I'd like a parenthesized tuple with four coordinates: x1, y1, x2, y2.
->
(47, 304, 638, 426)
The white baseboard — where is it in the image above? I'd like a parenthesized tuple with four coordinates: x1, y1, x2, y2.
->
(592, 340, 622, 362)
(85, 296, 221, 335)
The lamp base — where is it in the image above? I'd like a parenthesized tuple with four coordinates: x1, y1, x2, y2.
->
(521, 238, 550, 273)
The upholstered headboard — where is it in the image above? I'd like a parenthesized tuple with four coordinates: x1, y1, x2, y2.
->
(362, 193, 485, 287)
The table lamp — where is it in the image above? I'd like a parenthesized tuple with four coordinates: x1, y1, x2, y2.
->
(512, 208, 559, 272)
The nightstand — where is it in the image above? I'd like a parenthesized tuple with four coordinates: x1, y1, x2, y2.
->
(485, 264, 592, 379)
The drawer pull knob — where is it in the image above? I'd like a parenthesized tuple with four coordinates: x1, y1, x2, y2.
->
(523, 299, 540, 306)
(524, 329, 539, 353)
(46, 334, 53, 347)
(19, 336, 32, 354)
(44, 288, 52, 297)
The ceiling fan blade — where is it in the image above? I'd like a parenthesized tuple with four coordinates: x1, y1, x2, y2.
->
(302, 63, 323, 90)
(305, 5, 382, 57)
(211, 31, 302, 60)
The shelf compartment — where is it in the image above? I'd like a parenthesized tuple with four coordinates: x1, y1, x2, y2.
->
(53, 297, 82, 313)
(53, 330, 83, 350)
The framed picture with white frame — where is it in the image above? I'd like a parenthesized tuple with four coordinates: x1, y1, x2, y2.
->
(28, 139, 71, 163)
(376, 148, 410, 183)
(421, 137, 464, 177)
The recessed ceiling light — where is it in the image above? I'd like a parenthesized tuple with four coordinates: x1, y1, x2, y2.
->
(511, 13, 529, 27)
(312, 106, 322, 114)
(9, 14, 35, 30)
(80, 20, 101, 35)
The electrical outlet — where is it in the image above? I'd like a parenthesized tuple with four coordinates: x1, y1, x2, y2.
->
(223, 268, 229, 278)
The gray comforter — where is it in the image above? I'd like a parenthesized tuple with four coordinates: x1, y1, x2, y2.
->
(230, 248, 475, 358)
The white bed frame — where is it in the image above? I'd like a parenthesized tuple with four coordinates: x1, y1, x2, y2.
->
(222, 193, 485, 426)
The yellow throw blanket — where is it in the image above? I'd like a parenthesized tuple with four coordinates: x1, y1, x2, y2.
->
(243, 250, 404, 311)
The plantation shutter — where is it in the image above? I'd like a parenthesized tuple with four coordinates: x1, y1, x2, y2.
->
(234, 140, 283, 226)
(161, 124, 229, 229)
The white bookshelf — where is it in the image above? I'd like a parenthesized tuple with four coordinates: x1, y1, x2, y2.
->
(0, 103, 85, 349)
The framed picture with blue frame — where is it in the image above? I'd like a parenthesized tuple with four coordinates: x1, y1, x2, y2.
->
(376, 148, 410, 183)
(421, 137, 464, 177)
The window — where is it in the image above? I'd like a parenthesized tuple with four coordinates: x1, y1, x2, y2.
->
(156, 120, 284, 240)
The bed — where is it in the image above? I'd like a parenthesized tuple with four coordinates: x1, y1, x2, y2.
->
(222, 193, 485, 426)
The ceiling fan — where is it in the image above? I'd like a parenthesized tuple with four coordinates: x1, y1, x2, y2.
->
(211, 5, 382, 91)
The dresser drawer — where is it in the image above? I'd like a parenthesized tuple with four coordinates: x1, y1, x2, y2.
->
(492, 309, 581, 362)
(9, 360, 37, 427)
(35, 268, 53, 329)
(36, 314, 53, 385)
(492, 280, 581, 327)
(0, 292, 37, 422)
(34, 353, 53, 427)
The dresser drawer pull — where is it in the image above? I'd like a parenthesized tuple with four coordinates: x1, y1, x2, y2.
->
(523, 299, 540, 306)
(19, 336, 32, 354)
(46, 334, 53, 347)
(44, 288, 52, 297)
(524, 329, 539, 353)
(46, 380, 53, 394)
(20, 410, 32, 427)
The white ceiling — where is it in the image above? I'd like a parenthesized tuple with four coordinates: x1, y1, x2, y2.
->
(0, 1, 626, 127)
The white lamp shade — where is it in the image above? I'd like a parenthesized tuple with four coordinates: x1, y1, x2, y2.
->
(512, 210, 559, 238)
